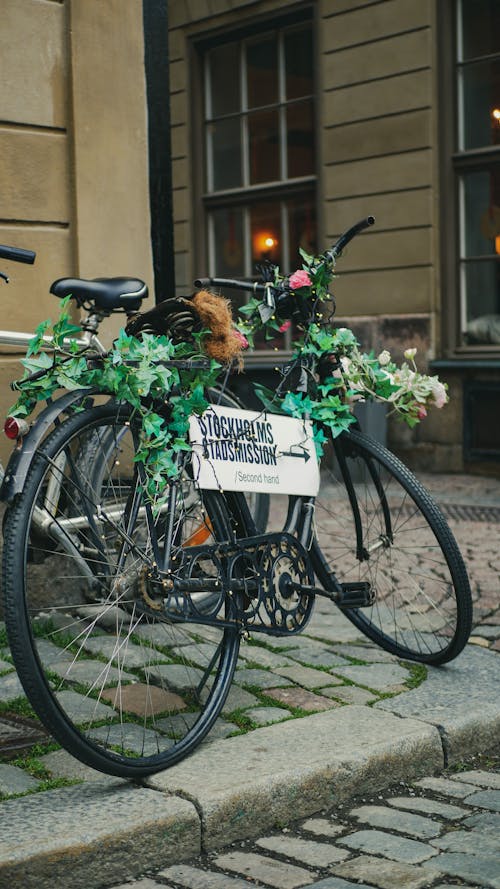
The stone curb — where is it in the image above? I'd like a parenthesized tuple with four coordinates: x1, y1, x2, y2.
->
(0, 706, 443, 888)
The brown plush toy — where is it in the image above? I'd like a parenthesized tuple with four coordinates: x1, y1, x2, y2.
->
(125, 290, 244, 367)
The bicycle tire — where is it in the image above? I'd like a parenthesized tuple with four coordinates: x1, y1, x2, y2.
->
(311, 427, 472, 665)
(2, 403, 248, 778)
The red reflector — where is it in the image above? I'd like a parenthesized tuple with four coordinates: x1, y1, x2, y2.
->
(4, 416, 28, 440)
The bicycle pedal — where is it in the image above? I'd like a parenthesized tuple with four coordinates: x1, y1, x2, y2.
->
(338, 582, 375, 608)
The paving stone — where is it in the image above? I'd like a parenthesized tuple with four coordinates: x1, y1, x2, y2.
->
(170, 643, 221, 668)
(453, 768, 500, 789)
(221, 685, 260, 714)
(330, 644, 397, 663)
(430, 829, 500, 857)
(82, 635, 168, 667)
(214, 850, 316, 888)
(274, 664, 341, 689)
(75, 604, 132, 630)
(332, 663, 410, 690)
(111, 881, 168, 889)
(333, 853, 439, 889)
(101, 682, 186, 716)
(0, 658, 13, 672)
(89, 723, 172, 756)
(462, 810, 500, 832)
(415, 776, 479, 798)
(301, 818, 346, 838)
(256, 834, 350, 867)
(40, 749, 121, 783)
(350, 804, 442, 839)
(0, 763, 41, 795)
(424, 852, 500, 889)
(234, 668, 292, 689)
(469, 625, 499, 638)
(134, 622, 195, 648)
(239, 646, 297, 669)
(264, 686, 339, 711)
(49, 658, 136, 687)
(159, 863, 251, 888)
(245, 706, 291, 726)
(54, 690, 117, 723)
(202, 720, 237, 742)
(144, 663, 204, 693)
(320, 685, 377, 704)
(286, 641, 351, 669)
(0, 672, 25, 703)
(338, 829, 439, 864)
(33, 638, 75, 664)
(306, 879, 374, 889)
(387, 795, 466, 820)
(461, 788, 500, 811)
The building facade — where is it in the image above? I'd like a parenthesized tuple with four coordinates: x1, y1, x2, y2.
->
(1, 0, 499, 473)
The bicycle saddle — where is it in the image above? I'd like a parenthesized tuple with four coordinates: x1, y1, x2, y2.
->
(50, 277, 148, 312)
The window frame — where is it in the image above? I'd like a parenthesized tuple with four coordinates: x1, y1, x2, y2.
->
(191, 8, 317, 361)
(440, 0, 500, 357)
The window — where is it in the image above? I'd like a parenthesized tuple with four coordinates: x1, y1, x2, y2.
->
(456, 0, 500, 347)
(202, 16, 316, 352)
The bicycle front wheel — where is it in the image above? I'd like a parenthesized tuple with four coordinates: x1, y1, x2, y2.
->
(2, 403, 244, 778)
(312, 428, 472, 664)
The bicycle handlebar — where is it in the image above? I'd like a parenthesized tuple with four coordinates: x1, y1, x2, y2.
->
(194, 216, 375, 297)
(0, 245, 36, 265)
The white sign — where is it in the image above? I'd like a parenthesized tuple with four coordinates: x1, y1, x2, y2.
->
(189, 405, 320, 496)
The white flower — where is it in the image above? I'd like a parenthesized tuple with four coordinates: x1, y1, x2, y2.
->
(431, 380, 447, 409)
(340, 356, 351, 372)
(378, 350, 391, 366)
(404, 347, 417, 360)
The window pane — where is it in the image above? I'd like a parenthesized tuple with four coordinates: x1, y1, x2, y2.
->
(287, 194, 317, 268)
(459, 0, 500, 61)
(462, 168, 500, 257)
(247, 37, 278, 108)
(460, 59, 500, 150)
(209, 117, 242, 191)
(250, 201, 281, 268)
(209, 43, 241, 117)
(248, 109, 280, 183)
(211, 207, 245, 277)
(287, 101, 315, 178)
(285, 28, 313, 99)
(462, 260, 500, 343)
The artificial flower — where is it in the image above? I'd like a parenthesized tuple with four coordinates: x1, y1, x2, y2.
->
(378, 350, 391, 366)
(289, 270, 312, 290)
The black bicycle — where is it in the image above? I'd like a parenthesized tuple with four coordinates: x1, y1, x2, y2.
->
(1, 218, 472, 778)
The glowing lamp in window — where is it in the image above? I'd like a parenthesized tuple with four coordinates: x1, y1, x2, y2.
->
(253, 230, 279, 259)
(493, 108, 500, 123)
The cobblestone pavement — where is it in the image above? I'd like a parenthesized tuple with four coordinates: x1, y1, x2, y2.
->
(108, 755, 500, 889)
(1, 472, 499, 798)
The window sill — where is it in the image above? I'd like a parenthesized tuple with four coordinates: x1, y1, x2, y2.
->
(430, 358, 500, 371)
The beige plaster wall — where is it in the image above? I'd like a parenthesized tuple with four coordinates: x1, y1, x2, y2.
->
(0, 0, 154, 465)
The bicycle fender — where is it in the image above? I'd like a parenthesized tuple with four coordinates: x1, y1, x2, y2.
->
(0, 388, 98, 503)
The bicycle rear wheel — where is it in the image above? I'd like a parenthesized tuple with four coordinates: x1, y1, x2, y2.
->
(2, 403, 246, 778)
(312, 428, 472, 664)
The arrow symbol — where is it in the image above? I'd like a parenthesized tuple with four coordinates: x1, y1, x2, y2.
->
(281, 447, 310, 463)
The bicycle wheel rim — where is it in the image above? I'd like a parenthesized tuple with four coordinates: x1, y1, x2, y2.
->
(3, 404, 242, 777)
(312, 428, 472, 664)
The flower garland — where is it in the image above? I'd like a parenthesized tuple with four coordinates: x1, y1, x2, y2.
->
(9, 246, 448, 500)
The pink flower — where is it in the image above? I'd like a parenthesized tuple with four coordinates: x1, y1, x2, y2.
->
(289, 269, 312, 290)
(278, 320, 292, 333)
(417, 405, 427, 420)
(232, 329, 249, 349)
